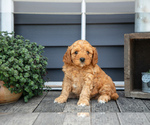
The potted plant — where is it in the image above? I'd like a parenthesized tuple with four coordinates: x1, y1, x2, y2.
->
(142, 70, 150, 93)
(0, 31, 48, 103)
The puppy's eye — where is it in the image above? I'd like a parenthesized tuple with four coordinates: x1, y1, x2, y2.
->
(87, 51, 90, 54)
(75, 51, 78, 54)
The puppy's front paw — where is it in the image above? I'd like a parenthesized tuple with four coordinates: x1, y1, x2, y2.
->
(54, 96, 67, 104)
(98, 95, 110, 104)
(98, 100, 106, 104)
(77, 99, 89, 106)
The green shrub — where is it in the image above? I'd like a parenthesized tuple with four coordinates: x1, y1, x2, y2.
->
(0, 31, 48, 102)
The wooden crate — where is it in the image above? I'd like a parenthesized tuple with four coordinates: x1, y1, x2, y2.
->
(124, 33, 150, 99)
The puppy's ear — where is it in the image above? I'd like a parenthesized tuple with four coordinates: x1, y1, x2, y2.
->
(92, 47, 98, 66)
(63, 46, 72, 64)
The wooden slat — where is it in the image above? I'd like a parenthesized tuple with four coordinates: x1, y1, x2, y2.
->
(63, 99, 90, 113)
(145, 113, 150, 122)
(63, 113, 90, 125)
(6, 92, 47, 113)
(118, 113, 150, 125)
(91, 100, 119, 112)
(34, 91, 66, 112)
(0, 103, 16, 113)
(117, 91, 150, 112)
(92, 113, 120, 125)
(33, 113, 66, 125)
(130, 91, 150, 99)
(0, 113, 16, 124)
(0, 113, 39, 125)
(142, 100, 150, 110)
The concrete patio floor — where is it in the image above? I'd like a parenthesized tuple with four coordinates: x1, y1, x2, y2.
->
(0, 91, 150, 125)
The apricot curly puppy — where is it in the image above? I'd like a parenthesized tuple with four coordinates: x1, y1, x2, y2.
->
(54, 40, 119, 106)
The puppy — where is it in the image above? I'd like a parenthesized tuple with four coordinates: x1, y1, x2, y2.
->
(54, 40, 119, 106)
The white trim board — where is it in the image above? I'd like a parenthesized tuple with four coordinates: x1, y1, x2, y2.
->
(1, 0, 14, 32)
(44, 81, 125, 90)
(81, 0, 86, 40)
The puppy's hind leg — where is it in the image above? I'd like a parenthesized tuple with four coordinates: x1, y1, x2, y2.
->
(98, 84, 112, 104)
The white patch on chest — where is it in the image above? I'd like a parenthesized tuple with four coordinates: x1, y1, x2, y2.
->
(73, 84, 77, 88)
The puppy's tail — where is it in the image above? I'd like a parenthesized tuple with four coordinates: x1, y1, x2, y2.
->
(111, 93, 119, 100)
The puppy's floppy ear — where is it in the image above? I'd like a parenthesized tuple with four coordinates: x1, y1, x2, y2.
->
(92, 47, 98, 66)
(63, 46, 72, 64)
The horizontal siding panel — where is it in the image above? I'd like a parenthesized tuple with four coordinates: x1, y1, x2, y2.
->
(15, 25, 81, 46)
(87, 24, 134, 46)
(86, 1, 134, 14)
(45, 69, 64, 81)
(14, 2, 81, 13)
(14, 14, 134, 24)
(43, 46, 124, 69)
(14, 1, 134, 14)
(46, 68, 124, 81)
(14, 0, 82, 2)
(14, 14, 81, 24)
(15, 24, 133, 46)
(87, 14, 134, 24)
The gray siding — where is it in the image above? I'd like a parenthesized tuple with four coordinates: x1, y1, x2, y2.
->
(87, 14, 134, 24)
(14, 14, 81, 24)
(14, 2, 81, 13)
(14, 14, 134, 24)
(86, 1, 134, 14)
(14, 1, 134, 14)
(15, 25, 81, 46)
(14, 14, 134, 81)
(15, 24, 133, 46)
(46, 68, 124, 81)
(42, 46, 124, 69)
(87, 24, 134, 46)
(14, 14, 134, 46)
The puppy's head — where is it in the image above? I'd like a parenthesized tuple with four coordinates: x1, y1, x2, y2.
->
(63, 40, 98, 67)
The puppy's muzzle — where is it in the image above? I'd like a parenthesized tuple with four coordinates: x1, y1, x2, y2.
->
(80, 57, 85, 63)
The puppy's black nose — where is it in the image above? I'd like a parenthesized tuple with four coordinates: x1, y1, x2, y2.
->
(80, 58, 85, 62)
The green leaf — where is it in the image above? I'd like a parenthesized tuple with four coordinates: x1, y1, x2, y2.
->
(25, 87, 29, 92)
(24, 73, 30, 78)
(14, 70, 18, 76)
(29, 81, 34, 86)
(16, 84, 20, 88)
(0, 59, 2, 65)
(4, 72, 9, 77)
(24, 96, 28, 103)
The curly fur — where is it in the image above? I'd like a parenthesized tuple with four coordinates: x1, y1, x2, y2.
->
(54, 40, 119, 106)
